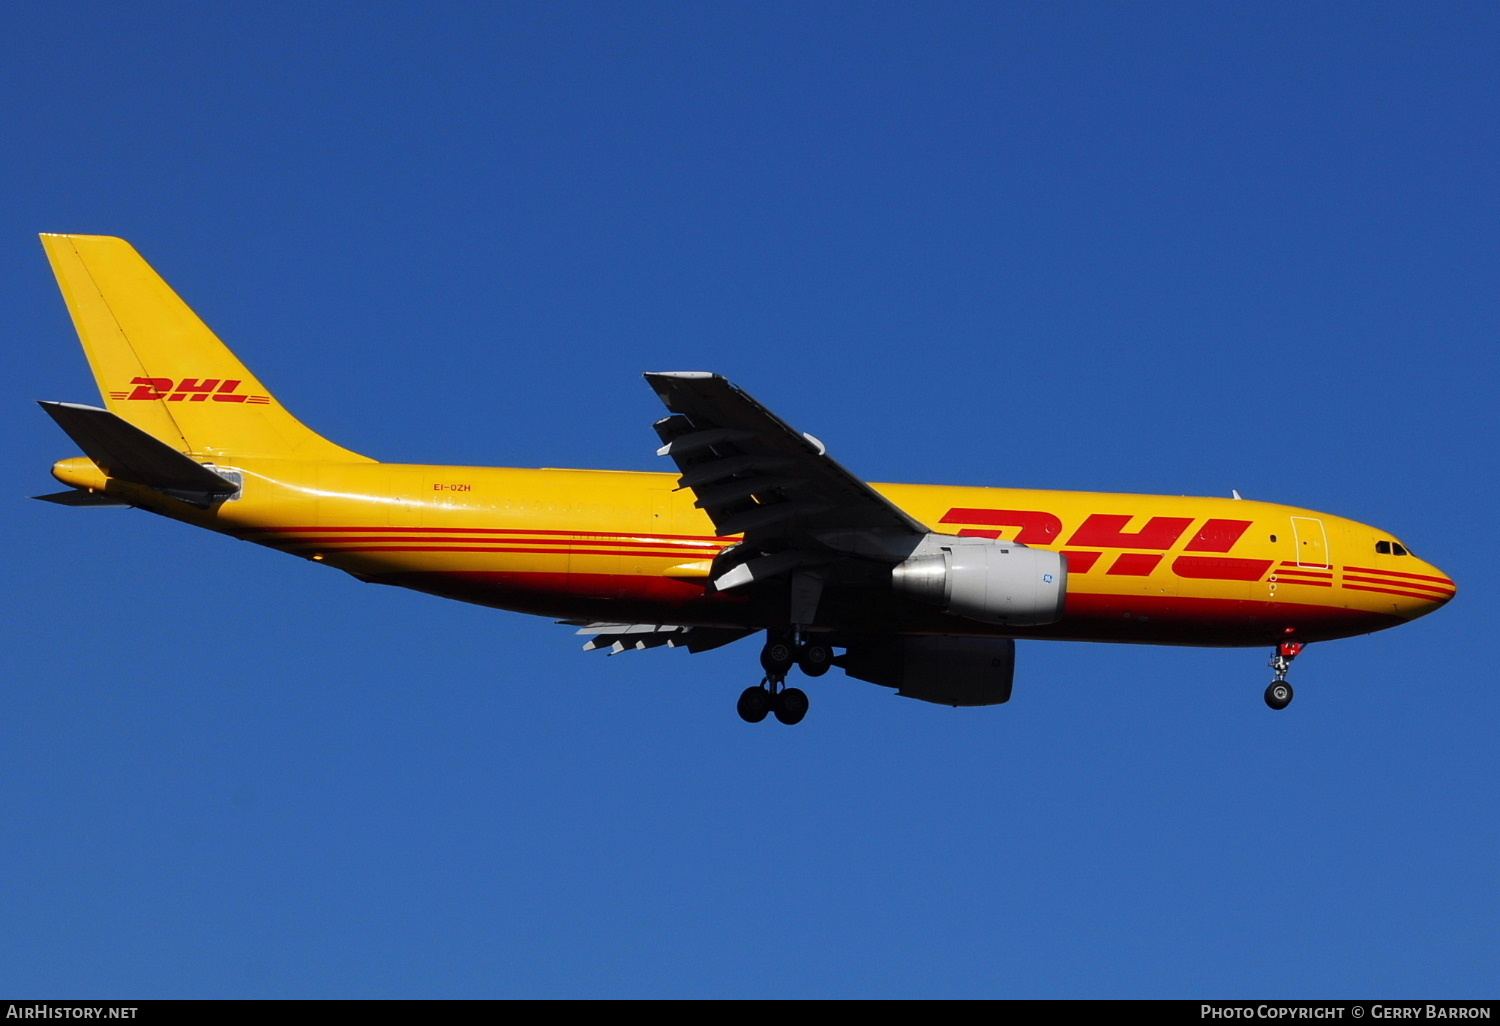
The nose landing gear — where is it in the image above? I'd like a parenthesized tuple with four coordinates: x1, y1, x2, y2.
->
(1265, 680, 1294, 710)
(1265, 638, 1304, 710)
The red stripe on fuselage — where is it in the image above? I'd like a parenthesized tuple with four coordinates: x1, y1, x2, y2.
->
(1171, 556, 1274, 581)
(1343, 574, 1454, 596)
(357, 570, 1405, 647)
(1341, 565, 1455, 586)
(1345, 582, 1452, 602)
(272, 536, 720, 554)
(247, 525, 732, 542)
(364, 570, 731, 624)
(1051, 593, 1404, 645)
(301, 544, 716, 560)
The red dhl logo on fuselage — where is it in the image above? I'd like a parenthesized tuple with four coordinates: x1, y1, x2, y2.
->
(941, 507, 1269, 580)
(941, 507, 1455, 599)
(108, 377, 271, 404)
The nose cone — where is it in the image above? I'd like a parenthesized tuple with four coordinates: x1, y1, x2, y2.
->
(1399, 559, 1457, 620)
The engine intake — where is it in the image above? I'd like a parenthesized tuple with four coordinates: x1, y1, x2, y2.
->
(891, 535, 1067, 626)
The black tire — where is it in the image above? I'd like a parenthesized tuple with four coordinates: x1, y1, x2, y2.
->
(1265, 681, 1294, 710)
(774, 687, 809, 725)
(760, 638, 795, 676)
(797, 643, 832, 677)
(737, 686, 771, 723)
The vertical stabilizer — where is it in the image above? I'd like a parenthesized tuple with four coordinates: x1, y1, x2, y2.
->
(41, 234, 371, 462)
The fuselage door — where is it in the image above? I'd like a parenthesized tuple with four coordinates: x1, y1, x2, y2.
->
(1290, 516, 1331, 569)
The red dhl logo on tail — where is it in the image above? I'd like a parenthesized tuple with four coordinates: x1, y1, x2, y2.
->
(108, 378, 271, 404)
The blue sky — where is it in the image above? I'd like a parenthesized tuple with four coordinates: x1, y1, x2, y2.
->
(4, 2, 1496, 998)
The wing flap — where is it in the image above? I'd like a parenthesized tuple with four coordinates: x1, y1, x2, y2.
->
(571, 622, 755, 655)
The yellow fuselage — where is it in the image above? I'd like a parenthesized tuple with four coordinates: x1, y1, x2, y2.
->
(55, 456, 1456, 647)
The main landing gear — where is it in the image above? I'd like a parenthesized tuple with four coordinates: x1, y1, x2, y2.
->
(737, 632, 831, 725)
(1265, 638, 1305, 710)
(737, 679, 809, 725)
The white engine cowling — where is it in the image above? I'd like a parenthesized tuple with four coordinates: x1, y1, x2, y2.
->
(890, 535, 1067, 626)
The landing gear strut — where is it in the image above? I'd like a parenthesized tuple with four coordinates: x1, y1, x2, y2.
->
(1265, 638, 1304, 710)
(738, 632, 820, 725)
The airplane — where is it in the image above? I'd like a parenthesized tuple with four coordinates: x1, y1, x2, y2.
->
(33, 234, 1456, 724)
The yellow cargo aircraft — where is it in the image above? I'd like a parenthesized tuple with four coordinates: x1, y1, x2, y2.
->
(34, 234, 1456, 723)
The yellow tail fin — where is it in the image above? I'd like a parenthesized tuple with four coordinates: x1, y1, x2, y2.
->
(41, 234, 372, 462)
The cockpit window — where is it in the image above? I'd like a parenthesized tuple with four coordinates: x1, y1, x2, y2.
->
(1376, 540, 1410, 556)
(1376, 541, 1391, 554)
(1393, 543, 1408, 556)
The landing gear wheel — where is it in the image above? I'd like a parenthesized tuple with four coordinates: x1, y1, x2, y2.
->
(797, 642, 832, 677)
(737, 686, 771, 723)
(1264, 637, 1303, 710)
(1265, 681, 1294, 710)
(760, 638, 795, 677)
(774, 687, 809, 725)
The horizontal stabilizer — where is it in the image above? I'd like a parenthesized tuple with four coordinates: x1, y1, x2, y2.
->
(39, 401, 238, 501)
(31, 489, 130, 507)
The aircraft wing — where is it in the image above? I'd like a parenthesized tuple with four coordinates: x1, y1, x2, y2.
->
(645, 372, 928, 591)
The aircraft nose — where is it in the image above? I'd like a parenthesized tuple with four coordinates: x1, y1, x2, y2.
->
(1401, 560, 1457, 619)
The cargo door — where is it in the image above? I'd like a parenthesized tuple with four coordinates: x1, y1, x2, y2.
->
(1290, 516, 1330, 569)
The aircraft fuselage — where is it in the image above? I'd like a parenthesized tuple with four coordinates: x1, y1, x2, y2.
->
(52, 456, 1454, 647)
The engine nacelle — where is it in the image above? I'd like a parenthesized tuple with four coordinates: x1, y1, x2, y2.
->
(840, 635, 1017, 706)
(890, 535, 1067, 626)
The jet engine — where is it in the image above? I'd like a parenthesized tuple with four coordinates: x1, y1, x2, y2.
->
(890, 534, 1067, 626)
